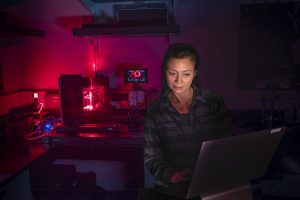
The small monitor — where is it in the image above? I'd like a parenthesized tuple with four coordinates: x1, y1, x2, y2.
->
(124, 69, 148, 83)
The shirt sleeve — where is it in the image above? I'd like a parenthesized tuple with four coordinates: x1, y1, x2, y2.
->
(143, 110, 177, 183)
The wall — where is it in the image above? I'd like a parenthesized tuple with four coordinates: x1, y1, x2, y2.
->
(0, 0, 299, 115)
(173, 0, 300, 110)
(172, 0, 263, 109)
(8, 0, 169, 91)
(0, 0, 169, 115)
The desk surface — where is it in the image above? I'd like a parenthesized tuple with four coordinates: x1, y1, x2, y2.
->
(0, 140, 48, 187)
(44, 124, 144, 147)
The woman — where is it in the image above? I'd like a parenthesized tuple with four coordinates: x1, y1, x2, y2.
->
(144, 43, 231, 187)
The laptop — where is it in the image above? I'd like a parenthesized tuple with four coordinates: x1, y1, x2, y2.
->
(155, 127, 285, 199)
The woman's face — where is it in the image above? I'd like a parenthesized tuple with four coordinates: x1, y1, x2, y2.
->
(166, 57, 197, 95)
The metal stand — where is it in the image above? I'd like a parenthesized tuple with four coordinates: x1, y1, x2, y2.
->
(201, 183, 253, 200)
(128, 85, 145, 120)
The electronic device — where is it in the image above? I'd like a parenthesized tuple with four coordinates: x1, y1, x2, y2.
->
(59, 74, 84, 127)
(114, 2, 169, 26)
(124, 69, 148, 83)
(58, 74, 112, 131)
(156, 127, 285, 199)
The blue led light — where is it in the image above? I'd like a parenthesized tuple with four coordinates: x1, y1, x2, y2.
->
(42, 121, 54, 132)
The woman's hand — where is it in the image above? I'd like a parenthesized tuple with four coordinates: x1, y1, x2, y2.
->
(170, 168, 193, 184)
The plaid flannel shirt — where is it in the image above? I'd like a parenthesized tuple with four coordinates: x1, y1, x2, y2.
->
(144, 88, 231, 186)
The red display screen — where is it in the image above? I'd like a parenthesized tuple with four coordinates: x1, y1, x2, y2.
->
(124, 69, 148, 83)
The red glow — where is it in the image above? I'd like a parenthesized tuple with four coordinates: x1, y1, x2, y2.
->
(83, 105, 94, 110)
(93, 63, 96, 72)
(78, 133, 107, 138)
(83, 88, 93, 110)
(82, 86, 105, 111)
(89, 38, 105, 74)
(89, 52, 104, 74)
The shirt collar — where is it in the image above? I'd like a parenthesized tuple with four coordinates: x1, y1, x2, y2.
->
(159, 86, 207, 111)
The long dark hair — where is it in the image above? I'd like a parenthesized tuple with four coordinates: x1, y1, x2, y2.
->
(161, 42, 200, 94)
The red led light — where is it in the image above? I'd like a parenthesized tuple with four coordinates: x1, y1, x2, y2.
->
(82, 86, 105, 111)
(129, 71, 141, 79)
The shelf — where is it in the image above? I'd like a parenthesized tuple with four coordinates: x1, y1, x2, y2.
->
(73, 24, 179, 36)
(0, 12, 45, 38)
(0, 24, 45, 38)
(0, 12, 45, 47)
(76, 0, 176, 36)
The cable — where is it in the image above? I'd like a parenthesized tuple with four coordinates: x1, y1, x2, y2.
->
(24, 131, 46, 141)
(24, 116, 59, 141)
(38, 102, 43, 114)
